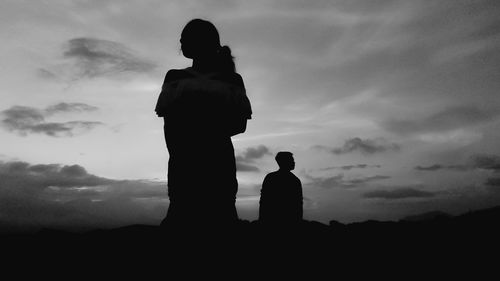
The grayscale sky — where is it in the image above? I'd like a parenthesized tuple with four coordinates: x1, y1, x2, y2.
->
(1, 0, 500, 230)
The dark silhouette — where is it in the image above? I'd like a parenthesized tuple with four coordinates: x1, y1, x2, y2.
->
(155, 19, 252, 227)
(259, 152, 303, 225)
(5, 206, 500, 272)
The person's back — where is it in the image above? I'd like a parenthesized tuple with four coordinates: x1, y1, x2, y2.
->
(259, 152, 303, 224)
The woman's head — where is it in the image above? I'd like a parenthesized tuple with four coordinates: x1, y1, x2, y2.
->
(180, 19, 235, 72)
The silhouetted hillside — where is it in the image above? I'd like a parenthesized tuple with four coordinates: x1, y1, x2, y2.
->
(400, 210, 452, 222)
(3, 205, 500, 240)
(2, 206, 500, 275)
(2, 205, 500, 268)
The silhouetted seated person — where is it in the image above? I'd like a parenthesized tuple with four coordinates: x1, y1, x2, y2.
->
(259, 152, 303, 227)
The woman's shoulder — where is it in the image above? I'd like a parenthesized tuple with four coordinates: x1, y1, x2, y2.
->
(164, 68, 244, 87)
(164, 68, 196, 83)
(212, 72, 244, 87)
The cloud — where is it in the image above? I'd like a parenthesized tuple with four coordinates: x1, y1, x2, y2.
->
(60, 37, 157, 79)
(37, 68, 58, 80)
(45, 102, 99, 115)
(1, 103, 103, 137)
(304, 174, 344, 189)
(235, 162, 260, 172)
(321, 164, 381, 171)
(414, 154, 500, 174)
(384, 105, 500, 135)
(414, 164, 469, 172)
(0, 160, 166, 231)
(469, 154, 500, 172)
(0, 160, 166, 200)
(316, 137, 400, 155)
(348, 175, 391, 185)
(414, 164, 445, 171)
(235, 145, 272, 172)
(237, 145, 272, 162)
(485, 178, 500, 192)
(0, 161, 112, 193)
(363, 188, 435, 200)
(304, 173, 390, 189)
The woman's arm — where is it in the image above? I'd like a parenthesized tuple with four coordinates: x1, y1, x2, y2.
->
(229, 118, 247, 136)
(228, 73, 251, 136)
(155, 69, 191, 117)
(155, 71, 173, 117)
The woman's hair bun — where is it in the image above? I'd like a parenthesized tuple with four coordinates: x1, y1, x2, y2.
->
(217, 45, 235, 72)
(219, 45, 232, 55)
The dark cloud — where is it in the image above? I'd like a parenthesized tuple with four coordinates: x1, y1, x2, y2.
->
(235, 145, 272, 173)
(415, 164, 445, 171)
(60, 37, 157, 79)
(0, 161, 113, 193)
(348, 175, 391, 185)
(316, 138, 400, 155)
(45, 102, 99, 115)
(0, 160, 166, 232)
(415, 154, 500, 173)
(1, 103, 103, 137)
(1, 160, 167, 199)
(304, 174, 344, 189)
(363, 188, 435, 200)
(333, 138, 400, 155)
(321, 164, 381, 171)
(25, 121, 103, 137)
(237, 145, 272, 162)
(485, 177, 500, 187)
(485, 178, 500, 193)
(415, 164, 469, 172)
(469, 154, 500, 172)
(384, 105, 500, 135)
(236, 162, 260, 172)
(304, 173, 390, 189)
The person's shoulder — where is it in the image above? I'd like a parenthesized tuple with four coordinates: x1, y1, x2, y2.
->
(212, 72, 244, 87)
(291, 172, 302, 183)
(264, 170, 280, 179)
(164, 68, 195, 83)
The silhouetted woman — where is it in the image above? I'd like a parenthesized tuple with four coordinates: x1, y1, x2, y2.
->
(155, 19, 252, 227)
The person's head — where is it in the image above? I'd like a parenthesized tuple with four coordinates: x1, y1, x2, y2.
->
(275, 151, 295, 171)
(180, 19, 235, 72)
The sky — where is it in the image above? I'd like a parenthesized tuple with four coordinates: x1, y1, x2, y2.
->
(1, 0, 500, 231)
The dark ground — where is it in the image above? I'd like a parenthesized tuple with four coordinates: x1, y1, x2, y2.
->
(2, 206, 499, 276)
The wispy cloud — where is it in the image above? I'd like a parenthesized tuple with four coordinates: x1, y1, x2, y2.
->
(0, 161, 112, 191)
(320, 164, 381, 171)
(236, 162, 260, 173)
(415, 154, 500, 173)
(42, 37, 157, 81)
(235, 145, 272, 173)
(384, 105, 500, 136)
(304, 173, 390, 189)
(0, 160, 166, 231)
(315, 137, 400, 155)
(1, 103, 102, 137)
(363, 187, 435, 200)
(486, 177, 500, 188)
(45, 102, 99, 115)
(414, 164, 469, 172)
(0, 160, 166, 199)
(469, 154, 500, 172)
